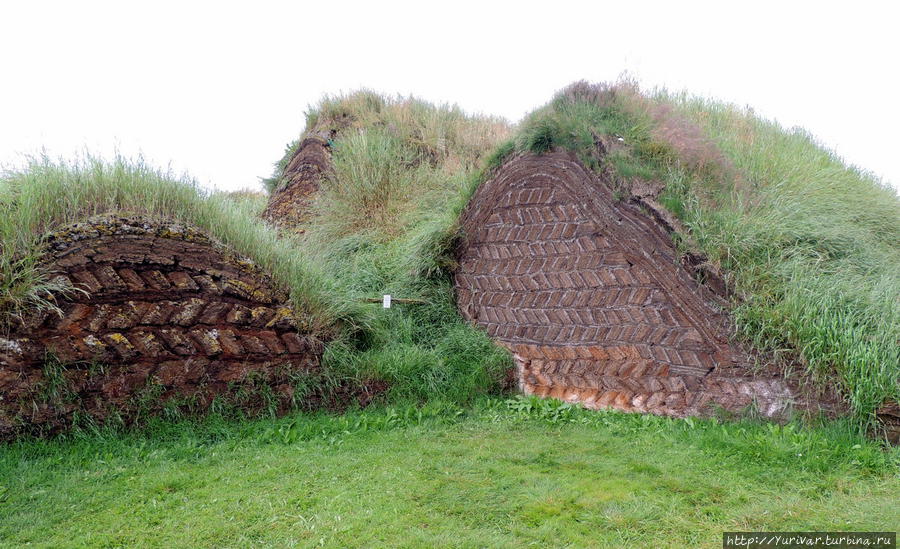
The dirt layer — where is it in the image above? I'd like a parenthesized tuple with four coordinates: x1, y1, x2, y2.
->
(876, 401, 900, 445)
(262, 136, 331, 230)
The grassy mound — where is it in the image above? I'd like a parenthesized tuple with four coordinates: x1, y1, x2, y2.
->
(272, 84, 898, 428)
(0, 153, 354, 338)
(5, 82, 897, 430)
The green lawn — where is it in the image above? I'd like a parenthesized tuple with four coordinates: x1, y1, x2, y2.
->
(1, 399, 897, 548)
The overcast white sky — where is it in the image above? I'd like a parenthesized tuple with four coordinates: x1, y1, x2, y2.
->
(1, 1, 898, 193)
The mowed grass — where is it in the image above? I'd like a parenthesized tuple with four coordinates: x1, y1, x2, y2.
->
(1, 398, 897, 548)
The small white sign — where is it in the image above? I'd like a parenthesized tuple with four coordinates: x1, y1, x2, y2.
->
(383, 294, 392, 308)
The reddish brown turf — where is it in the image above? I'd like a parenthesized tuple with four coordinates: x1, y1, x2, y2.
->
(261, 136, 331, 230)
(454, 150, 821, 419)
(876, 401, 900, 445)
(0, 215, 325, 436)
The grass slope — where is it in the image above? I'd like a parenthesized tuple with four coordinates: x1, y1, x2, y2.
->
(1, 397, 896, 548)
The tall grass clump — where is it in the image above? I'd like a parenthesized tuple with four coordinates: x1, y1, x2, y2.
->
(504, 80, 899, 426)
(0, 152, 356, 336)
(314, 128, 419, 239)
(276, 92, 515, 405)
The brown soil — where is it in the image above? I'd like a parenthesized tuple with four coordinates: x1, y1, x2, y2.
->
(876, 401, 900, 445)
(0, 215, 326, 437)
(261, 136, 331, 230)
(454, 150, 830, 419)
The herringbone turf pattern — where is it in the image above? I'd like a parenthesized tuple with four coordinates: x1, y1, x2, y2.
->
(0, 215, 323, 435)
(455, 151, 794, 418)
